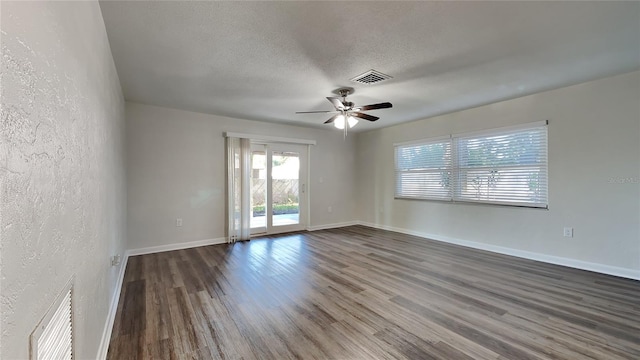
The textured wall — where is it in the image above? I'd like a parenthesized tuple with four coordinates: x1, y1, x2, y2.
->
(356, 71, 640, 274)
(126, 102, 357, 250)
(1, 2, 126, 359)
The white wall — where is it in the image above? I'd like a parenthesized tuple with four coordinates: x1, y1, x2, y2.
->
(356, 71, 640, 276)
(126, 102, 356, 250)
(1, 2, 126, 359)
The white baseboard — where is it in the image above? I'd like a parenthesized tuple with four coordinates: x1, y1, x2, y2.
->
(306, 221, 358, 231)
(126, 237, 227, 257)
(96, 253, 129, 360)
(358, 221, 640, 281)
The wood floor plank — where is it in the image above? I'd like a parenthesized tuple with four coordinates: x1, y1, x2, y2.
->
(107, 226, 640, 360)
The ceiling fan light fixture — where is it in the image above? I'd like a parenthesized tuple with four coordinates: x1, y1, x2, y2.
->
(296, 89, 391, 135)
(335, 115, 358, 130)
(347, 116, 358, 128)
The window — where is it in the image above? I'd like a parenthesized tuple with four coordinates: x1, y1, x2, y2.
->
(395, 137, 452, 201)
(395, 121, 548, 208)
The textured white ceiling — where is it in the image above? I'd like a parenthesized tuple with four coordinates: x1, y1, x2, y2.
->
(99, 1, 640, 131)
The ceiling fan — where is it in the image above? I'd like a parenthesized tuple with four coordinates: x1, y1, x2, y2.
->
(296, 88, 392, 135)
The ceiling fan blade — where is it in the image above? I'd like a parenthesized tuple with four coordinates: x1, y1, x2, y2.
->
(327, 97, 345, 110)
(351, 112, 379, 122)
(324, 114, 341, 124)
(357, 102, 393, 111)
(296, 110, 335, 114)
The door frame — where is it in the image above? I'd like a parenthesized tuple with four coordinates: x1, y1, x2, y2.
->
(250, 141, 309, 236)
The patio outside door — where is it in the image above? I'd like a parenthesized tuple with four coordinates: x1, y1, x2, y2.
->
(250, 143, 307, 235)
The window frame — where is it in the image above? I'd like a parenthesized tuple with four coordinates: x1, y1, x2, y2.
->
(394, 121, 548, 209)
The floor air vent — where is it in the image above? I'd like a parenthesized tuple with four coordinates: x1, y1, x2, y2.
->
(31, 280, 74, 360)
(350, 69, 393, 85)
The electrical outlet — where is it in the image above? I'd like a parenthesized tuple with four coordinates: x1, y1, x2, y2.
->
(111, 255, 121, 267)
(563, 227, 573, 237)
(327, 206, 332, 213)
(176, 218, 183, 227)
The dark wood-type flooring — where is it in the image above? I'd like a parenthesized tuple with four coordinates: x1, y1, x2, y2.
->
(107, 225, 640, 359)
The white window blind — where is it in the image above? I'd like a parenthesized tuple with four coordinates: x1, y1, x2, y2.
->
(395, 122, 548, 208)
(456, 124, 548, 207)
(395, 138, 452, 200)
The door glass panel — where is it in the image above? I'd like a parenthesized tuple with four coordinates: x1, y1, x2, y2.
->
(271, 151, 300, 226)
(250, 150, 267, 230)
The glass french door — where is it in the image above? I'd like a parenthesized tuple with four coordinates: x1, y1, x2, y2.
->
(250, 143, 307, 235)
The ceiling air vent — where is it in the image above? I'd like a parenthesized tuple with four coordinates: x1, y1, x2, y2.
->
(350, 69, 393, 85)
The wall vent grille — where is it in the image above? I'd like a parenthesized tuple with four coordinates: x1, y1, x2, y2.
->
(31, 280, 74, 360)
(350, 69, 393, 85)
